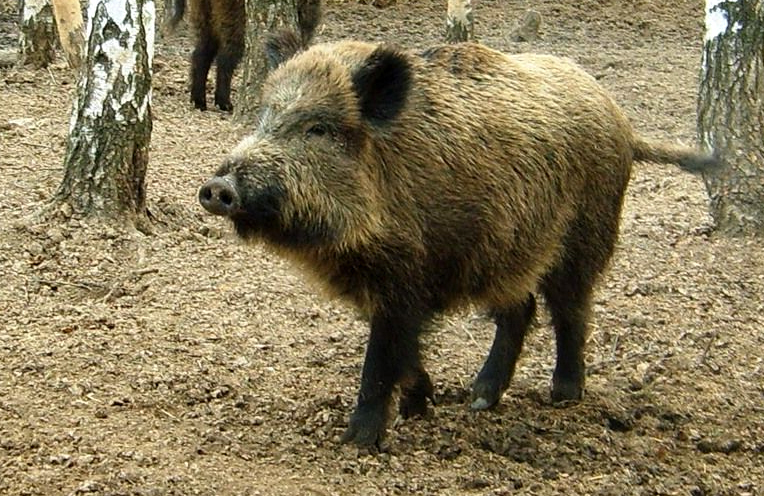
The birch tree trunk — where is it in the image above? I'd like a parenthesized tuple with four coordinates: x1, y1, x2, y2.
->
(51, 0, 85, 69)
(19, 0, 56, 68)
(698, 0, 764, 236)
(445, 0, 473, 43)
(50, 0, 155, 229)
(235, 0, 300, 120)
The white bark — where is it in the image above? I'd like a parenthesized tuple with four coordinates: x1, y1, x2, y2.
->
(447, 0, 471, 24)
(704, 0, 743, 41)
(446, 0, 474, 42)
(21, 0, 50, 24)
(19, 0, 56, 67)
(55, 0, 155, 222)
(705, 0, 729, 40)
(74, 0, 154, 128)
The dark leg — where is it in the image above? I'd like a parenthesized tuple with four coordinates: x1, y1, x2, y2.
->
(190, 35, 218, 111)
(542, 169, 626, 402)
(471, 294, 536, 410)
(542, 265, 594, 402)
(398, 364, 434, 419)
(213, 41, 243, 112)
(341, 310, 426, 448)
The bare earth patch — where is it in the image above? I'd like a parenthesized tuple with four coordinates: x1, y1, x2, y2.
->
(1, 0, 762, 494)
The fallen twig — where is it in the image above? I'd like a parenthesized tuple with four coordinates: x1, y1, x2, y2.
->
(34, 278, 102, 290)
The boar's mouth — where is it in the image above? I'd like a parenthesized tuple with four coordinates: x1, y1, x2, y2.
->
(233, 185, 337, 248)
(229, 183, 286, 240)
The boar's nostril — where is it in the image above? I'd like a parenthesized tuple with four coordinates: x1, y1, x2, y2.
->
(199, 176, 241, 216)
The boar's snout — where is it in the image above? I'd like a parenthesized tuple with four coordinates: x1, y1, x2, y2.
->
(199, 175, 241, 216)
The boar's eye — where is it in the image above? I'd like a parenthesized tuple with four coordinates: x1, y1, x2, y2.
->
(305, 123, 328, 138)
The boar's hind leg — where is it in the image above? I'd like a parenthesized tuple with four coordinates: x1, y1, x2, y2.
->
(470, 295, 537, 410)
(542, 195, 623, 402)
(542, 256, 599, 402)
(191, 36, 218, 110)
(214, 40, 243, 111)
(342, 310, 428, 448)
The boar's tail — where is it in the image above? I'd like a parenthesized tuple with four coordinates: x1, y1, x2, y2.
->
(633, 138, 721, 174)
(164, 0, 186, 33)
(298, 0, 322, 45)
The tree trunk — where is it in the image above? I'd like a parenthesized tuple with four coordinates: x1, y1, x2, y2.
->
(445, 0, 473, 43)
(19, 0, 56, 68)
(51, 0, 85, 70)
(50, 0, 155, 229)
(235, 0, 300, 121)
(698, 0, 764, 236)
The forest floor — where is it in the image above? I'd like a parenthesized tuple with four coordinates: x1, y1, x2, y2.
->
(1, 0, 763, 495)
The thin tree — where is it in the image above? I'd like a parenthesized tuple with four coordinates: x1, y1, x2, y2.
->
(48, 0, 155, 230)
(698, 0, 764, 236)
(19, 0, 56, 67)
(51, 0, 85, 69)
(445, 0, 474, 43)
(235, 0, 299, 119)
(235, 0, 320, 120)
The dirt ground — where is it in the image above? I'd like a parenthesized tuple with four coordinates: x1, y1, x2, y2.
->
(1, 0, 763, 494)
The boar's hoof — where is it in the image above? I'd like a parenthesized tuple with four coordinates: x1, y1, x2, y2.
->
(399, 392, 430, 419)
(470, 397, 493, 410)
(215, 98, 233, 112)
(470, 378, 505, 411)
(192, 97, 207, 111)
(199, 176, 240, 216)
(551, 377, 584, 404)
(399, 371, 434, 418)
(470, 384, 501, 410)
(470, 395, 500, 411)
(341, 406, 386, 448)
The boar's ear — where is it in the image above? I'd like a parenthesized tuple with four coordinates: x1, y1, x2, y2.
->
(264, 29, 304, 71)
(351, 45, 411, 125)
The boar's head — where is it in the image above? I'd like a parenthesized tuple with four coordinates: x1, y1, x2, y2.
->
(199, 33, 412, 252)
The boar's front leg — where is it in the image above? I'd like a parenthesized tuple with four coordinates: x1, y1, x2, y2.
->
(471, 294, 537, 410)
(342, 309, 430, 448)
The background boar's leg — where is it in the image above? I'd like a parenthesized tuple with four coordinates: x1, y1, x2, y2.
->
(213, 40, 243, 111)
(191, 36, 218, 110)
(470, 295, 537, 410)
(342, 309, 428, 447)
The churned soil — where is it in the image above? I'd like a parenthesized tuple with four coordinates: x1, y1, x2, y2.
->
(1, 0, 762, 495)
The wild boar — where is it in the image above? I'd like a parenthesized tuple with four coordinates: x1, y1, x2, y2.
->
(166, 0, 321, 111)
(198, 34, 717, 447)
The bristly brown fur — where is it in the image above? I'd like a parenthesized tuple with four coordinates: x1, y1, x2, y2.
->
(203, 35, 717, 448)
